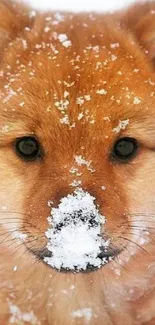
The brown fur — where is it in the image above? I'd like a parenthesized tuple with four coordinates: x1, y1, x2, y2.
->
(0, 1, 155, 324)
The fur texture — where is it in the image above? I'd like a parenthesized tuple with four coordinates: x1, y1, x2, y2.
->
(0, 1, 155, 324)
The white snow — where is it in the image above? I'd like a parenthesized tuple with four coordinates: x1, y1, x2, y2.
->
(22, 39, 28, 50)
(76, 97, 85, 106)
(28, 10, 36, 18)
(24, 0, 139, 12)
(58, 34, 72, 48)
(111, 54, 117, 61)
(44, 188, 108, 271)
(55, 99, 69, 111)
(110, 42, 120, 49)
(78, 112, 84, 120)
(13, 266, 18, 272)
(8, 302, 39, 325)
(96, 89, 107, 95)
(112, 119, 129, 133)
(71, 308, 93, 322)
(70, 180, 82, 187)
(76, 95, 91, 106)
(133, 96, 142, 105)
(19, 101, 25, 107)
(13, 231, 28, 241)
(58, 34, 68, 43)
(74, 155, 95, 173)
(2, 125, 10, 132)
(60, 115, 70, 125)
(64, 91, 69, 98)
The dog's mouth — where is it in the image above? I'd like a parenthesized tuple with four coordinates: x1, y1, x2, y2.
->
(29, 244, 122, 273)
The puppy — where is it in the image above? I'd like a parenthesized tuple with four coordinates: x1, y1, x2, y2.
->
(0, 0, 155, 324)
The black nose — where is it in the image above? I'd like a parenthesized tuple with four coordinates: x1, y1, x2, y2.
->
(54, 209, 99, 232)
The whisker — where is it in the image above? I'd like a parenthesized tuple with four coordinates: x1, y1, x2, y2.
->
(0, 225, 43, 235)
(126, 227, 155, 235)
(0, 220, 32, 226)
(13, 242, 30, 251)
(0, 217, 31, 221)
(9, 242, 33, 259)
(98, 271, 116, 322)
(0, 225, 30, 238)
(119, 236, 149, 254)
(124, 229, 155, 243)
(123, 219, 155, 224)
(123, 212, 155, 217)
(123, 232, 148, 239)
(22, 262, 57, 304)
(4, 237, 27, 248)
(0, 211, 31, 217)
(0, 230, 20, 245)
(127, 225, 155, 232)
(26, 258, 42, 273)
(113, 256, 128, 271)
(118, 242, 131, 255)
(0, 227, 28, 236)
(26, 251, 45, 272)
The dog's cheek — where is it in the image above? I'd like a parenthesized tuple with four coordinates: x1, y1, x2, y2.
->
(125, 153, 155, 220)
(0, 163, 26, 237)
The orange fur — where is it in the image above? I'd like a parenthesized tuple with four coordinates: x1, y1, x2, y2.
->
(0, 1, 155, 324)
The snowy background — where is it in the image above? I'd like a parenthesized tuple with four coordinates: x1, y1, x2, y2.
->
(24, 0, 143, 12)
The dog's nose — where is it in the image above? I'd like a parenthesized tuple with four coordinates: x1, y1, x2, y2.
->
(54, 210, 99, 232)
(44, 188, 107, 272)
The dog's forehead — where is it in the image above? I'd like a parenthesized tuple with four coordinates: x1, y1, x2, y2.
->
(0, 11, 155, 140)
(10, 49, 153, 132)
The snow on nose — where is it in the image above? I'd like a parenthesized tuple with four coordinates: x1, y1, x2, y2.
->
(44, 188, 109, 271)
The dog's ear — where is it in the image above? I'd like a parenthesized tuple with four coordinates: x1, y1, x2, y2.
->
(0, 0, 32, 50)
(121, 2, 155, 67)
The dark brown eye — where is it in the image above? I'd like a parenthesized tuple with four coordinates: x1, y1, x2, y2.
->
(112, 137, 138, 162)
(15, 136, 41, 161)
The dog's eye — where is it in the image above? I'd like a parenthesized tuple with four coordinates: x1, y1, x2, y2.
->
(112, 137, 138, 162)
(15, 136, 41, 161)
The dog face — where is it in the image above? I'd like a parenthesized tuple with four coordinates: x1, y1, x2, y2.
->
(0, 1, 155, 324)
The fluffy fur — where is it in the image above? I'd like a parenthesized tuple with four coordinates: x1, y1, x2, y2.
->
(0, 1, 155, 324)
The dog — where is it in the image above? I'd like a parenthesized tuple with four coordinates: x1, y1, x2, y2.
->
(0, 0, 155, 324)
